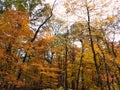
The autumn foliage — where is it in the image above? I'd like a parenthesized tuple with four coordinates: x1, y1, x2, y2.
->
(0, 1, 120, 90)
(0, 9, 59, 89)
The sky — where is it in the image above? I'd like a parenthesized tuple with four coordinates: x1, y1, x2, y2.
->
(45, 0, 120, 20)
(45, 0, 120, 41)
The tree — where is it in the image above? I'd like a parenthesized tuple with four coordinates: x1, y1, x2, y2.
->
(0, 8, 33, 89)
(1, 0, 120, 89)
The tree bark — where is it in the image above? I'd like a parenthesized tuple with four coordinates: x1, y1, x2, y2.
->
(86, 6, 104, 90)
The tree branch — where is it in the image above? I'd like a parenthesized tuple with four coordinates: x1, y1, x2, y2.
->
(31, 0, 57, 42)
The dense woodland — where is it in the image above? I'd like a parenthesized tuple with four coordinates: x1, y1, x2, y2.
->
(0, 0, 120, 90)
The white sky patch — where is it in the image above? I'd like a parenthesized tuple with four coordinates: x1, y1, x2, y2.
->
(44, 0, 54, 4)
(74, 41, 82, 48)
(115, 35, 120, 41)
(109, 34, 120, 41)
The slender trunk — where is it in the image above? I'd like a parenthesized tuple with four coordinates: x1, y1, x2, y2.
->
(76, 42, 84, 90)
(71, 73, 75, 89)
(111, 42, 117, 57)
(71, 46, 75, 90)
(111, 33, 117, 57)
(103, 61, 111, 90)
(13, 53, 28, 90)
(64, 44, 68, 90)
(58, 56, 63, 87)
(17, 53, 28, 80)
(64, 31, 69, 90)
(81, 65, 84, 90)
(86, 6, 104, 90)
(97, 38, 111, 90)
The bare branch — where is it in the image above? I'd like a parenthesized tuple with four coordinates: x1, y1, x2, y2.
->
(31, 0, 57, 42)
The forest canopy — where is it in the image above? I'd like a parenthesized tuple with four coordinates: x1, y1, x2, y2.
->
(0, 0, 120, 90)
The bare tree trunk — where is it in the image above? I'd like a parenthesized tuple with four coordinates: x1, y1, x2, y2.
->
(86, 6, 104, 90)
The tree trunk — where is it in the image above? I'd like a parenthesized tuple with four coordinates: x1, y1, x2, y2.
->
(97, 38, 111, 90)
(76, 42, 84, 90)
(64, 44, 68, 90)
(86, 6, 104, 90)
